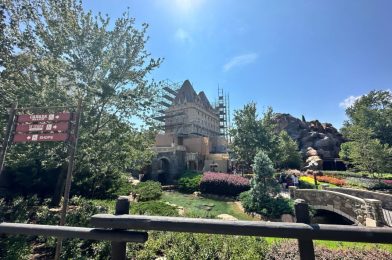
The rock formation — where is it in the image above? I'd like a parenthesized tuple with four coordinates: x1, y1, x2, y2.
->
(273, 113, 345, 169)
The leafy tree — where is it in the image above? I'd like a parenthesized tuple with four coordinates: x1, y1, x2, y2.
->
(340, 90, 392, 175)
(275, 131, 302, 169)
(339, 127, 392, 175)
(230, 103, 278, 171)
(342, 90, 392, 146)
(0, 0, 161, 200)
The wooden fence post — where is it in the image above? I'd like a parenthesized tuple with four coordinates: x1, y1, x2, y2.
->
(111, 196, 130, 260)
(294, 199, 315, 260)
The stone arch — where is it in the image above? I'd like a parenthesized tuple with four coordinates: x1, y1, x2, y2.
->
(157, 157, 171, 184)
(312, 206, 359, 225)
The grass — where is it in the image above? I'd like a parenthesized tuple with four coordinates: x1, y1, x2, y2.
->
(264, 238, 392, 252)
(160, 191, 258, 220)
(89, 199, 116, 214)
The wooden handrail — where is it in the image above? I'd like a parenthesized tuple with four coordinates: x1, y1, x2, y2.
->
(90, 214, 392, 243)
(0, 222, 148, 243)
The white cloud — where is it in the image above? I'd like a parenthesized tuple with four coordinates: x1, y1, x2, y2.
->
(175, 28, 192, 43)
(223, 53, 258, 72)
(339, 95, 362, 109)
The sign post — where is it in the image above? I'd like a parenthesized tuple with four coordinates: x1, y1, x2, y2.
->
(1, 102, 82, 260)
(54, 100, 82, 260)
(0, 103, 18, 177)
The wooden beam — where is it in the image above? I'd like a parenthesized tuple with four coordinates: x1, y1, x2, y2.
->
(90, 214, 392, 244)
(0, 222, 147, 243)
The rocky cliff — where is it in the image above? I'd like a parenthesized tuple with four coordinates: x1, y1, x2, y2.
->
(273, 113, 345, 169)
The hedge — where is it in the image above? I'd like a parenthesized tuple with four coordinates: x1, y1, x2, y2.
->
(200, 172, 250, 196)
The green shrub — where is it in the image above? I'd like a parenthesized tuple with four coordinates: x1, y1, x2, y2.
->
(298, 180, 316, 189)
(129, 231, 268, 259)
(133, 181, 163, 201)
(178, 171, 202, 193)
(240, 191, 293, 219)
(130, 201, 178, 216)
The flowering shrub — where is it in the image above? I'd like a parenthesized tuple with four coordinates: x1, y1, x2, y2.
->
(200, 172, 250, 196)
(383, 180, 392, 186)
(316, 175, 346, 186)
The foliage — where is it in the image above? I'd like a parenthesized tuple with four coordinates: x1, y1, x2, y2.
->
(345, 177, 392, 190)
(230, 103, 279, 171)
(129, 231, 268, 260)
(0, 0, 160, 201)
(130, 201, 178, 217)
(199, 172, 250, 196)
(298, 179, 316, 189)
(340, 90, 392, 174)
(178, 171, 202, 193)
(133, 181, 163, 201)
(0, 196, 111, 259)
(342, 90, 392, 146)
(339, 128, 392, 175)
(249, 151, 280, 201)
(266, 239, 392, 260)
(240, 151, 293, 218)
(275, 131, 302, 169)
(316, 175, 346, 186)
(240, 191, 293, 218)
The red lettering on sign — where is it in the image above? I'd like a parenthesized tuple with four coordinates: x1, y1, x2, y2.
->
(17, 113, 71, 123)
(13, 133, 69, 143)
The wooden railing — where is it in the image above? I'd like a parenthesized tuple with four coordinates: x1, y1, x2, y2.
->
(1, 197, 392, 260)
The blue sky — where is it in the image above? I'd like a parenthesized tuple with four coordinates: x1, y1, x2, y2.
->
(83, 0, 392, 129)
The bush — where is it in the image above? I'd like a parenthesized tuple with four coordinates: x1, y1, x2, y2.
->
(200, 172, 250, 196)
(240, 191, 293, 218)
(178, 171, 202, 193)
(130, 231, 268, 259)
(133, 181, 163, 201)
(316, 175, 346, 186)
(130, 201, 178, 216)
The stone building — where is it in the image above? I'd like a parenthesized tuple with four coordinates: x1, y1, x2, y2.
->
(151, 80, 229, 183)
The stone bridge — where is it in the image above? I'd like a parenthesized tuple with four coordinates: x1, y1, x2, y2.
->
(289, 186, 388, 227)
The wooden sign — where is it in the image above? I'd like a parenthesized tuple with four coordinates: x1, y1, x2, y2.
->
(13, 133, 69, 143)
(17, 113, 71, 123)
(15, 122, 70, 133)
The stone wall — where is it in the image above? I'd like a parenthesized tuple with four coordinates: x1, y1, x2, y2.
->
(289, 187, 386, 226)
(324, 187, 392, 210)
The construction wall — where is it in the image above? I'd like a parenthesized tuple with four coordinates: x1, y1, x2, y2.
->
(155, 134, 176, 147)
(183, 136, 210, 155)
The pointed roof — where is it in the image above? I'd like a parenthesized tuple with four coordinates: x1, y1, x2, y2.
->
(173, 80, 198, 104)
(198, 91, 213, 110)
(172, 80, 214, 111)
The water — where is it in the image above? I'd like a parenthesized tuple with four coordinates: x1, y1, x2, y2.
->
(311, 209, 354, 225)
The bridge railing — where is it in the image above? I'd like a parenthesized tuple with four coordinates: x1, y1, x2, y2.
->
(1, 197, 392, 260)
(289, 186, 386, 226)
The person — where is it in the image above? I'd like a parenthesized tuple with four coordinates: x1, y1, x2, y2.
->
(279, 171, 287, 189)
(292, 174, 299, 187)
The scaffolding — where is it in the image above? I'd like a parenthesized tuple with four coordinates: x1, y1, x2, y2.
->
(152, 80, 181, 130)
(217, 87, 230, 140)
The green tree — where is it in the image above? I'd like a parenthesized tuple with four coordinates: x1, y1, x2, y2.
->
(275, 131, 302, 169)
(340, 90, 392, 175)
(339, 127, 392, 176)
(230, 103, 278, 171)
(0, 0, 161, 199)
(342, 90, 392, 146)
(250, 150, 279, 200)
